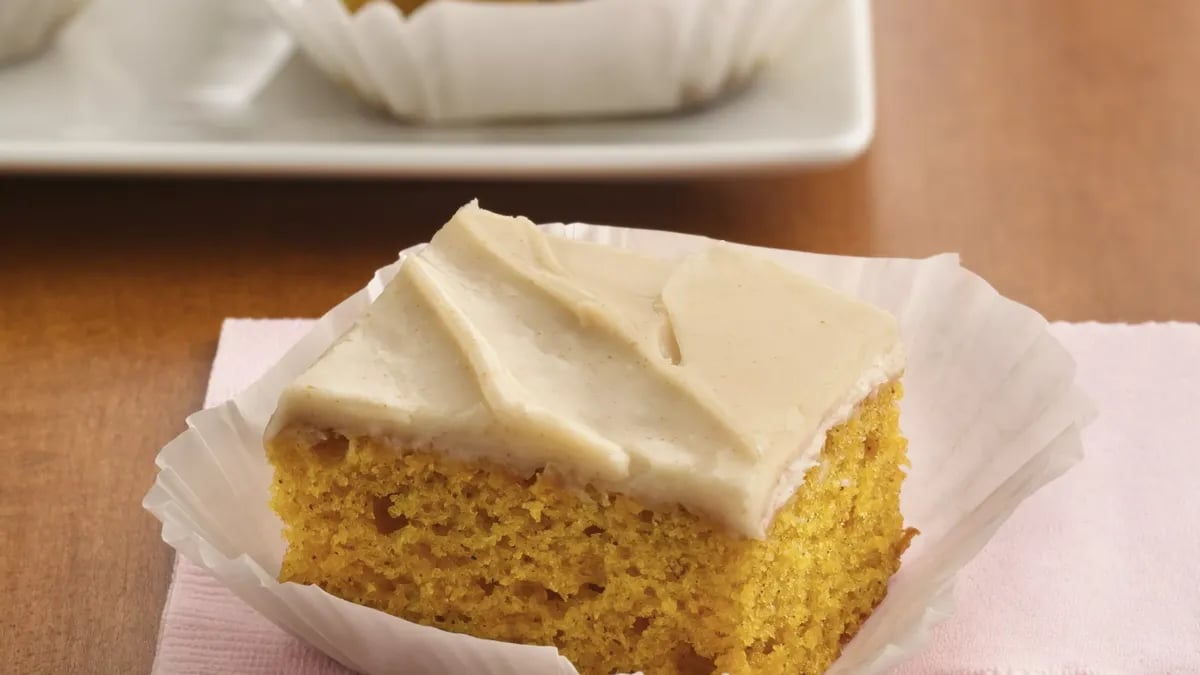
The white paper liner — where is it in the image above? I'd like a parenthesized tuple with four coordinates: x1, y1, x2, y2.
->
(0, 0, 87, 64)
(144, 222, 1093, 675)
(260, 0, 824, 122)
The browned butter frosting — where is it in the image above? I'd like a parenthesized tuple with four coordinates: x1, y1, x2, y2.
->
(268, 203, 904, 537)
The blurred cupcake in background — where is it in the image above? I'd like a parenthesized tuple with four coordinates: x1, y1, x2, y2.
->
(263, 0, 824, 123)
(0, 0, 87, 63)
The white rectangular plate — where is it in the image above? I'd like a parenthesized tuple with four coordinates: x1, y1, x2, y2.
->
(0, 0, 873, 178)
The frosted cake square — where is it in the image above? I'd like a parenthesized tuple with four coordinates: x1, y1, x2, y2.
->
(265, 204, 915, 675)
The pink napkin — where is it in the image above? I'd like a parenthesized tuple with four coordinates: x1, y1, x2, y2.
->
(151, 320, 1200, 675)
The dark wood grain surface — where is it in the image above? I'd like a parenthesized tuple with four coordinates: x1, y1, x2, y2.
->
(3, 1, 1199, 672)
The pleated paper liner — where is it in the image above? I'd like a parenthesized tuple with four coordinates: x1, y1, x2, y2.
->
(145, 217, 1093, 674)
(260, 0, 823, 122)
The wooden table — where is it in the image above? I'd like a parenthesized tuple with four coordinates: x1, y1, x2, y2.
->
(2, 1, 1198, 672)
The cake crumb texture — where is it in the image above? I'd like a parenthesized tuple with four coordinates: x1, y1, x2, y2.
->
(268, 382, 914, 675)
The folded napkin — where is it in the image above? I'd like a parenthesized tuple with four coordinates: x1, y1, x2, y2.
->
(151, 320, 1200, 675)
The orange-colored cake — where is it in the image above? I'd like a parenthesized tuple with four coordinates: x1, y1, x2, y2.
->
(266, 204, 915, 674)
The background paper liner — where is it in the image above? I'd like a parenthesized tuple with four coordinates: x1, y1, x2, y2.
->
(260, 0, 824, 122)
(145, 222, 1092, 675)
(0, 0, 87, 64)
